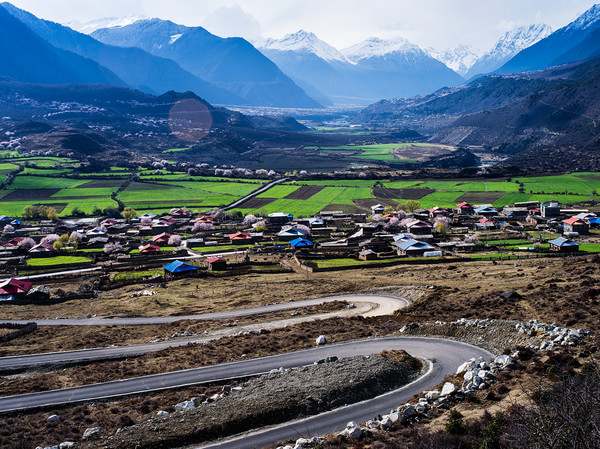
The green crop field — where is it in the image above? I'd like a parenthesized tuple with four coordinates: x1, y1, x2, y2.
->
(51, 187, 117, 198)
(163, 147, 190, 153)
(8, 176, 89, 190)
(257, 185, 299, 198)
(517, 173, 600, 195)
(26, 255, 93, 266)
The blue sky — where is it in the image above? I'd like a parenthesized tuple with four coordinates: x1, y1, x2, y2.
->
(6, 0, 599, 50)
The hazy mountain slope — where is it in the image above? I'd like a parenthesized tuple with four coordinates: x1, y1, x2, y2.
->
(466, 24, 552, 78)
(428, 45, 481, 76)
(0, 3, 243, 105)
(92, 20, 322, 108)
(429, 58, 600, 170)
(261, 33, 465, 105)
(497, 4, 600, 74)
(0, 6, 123, 86)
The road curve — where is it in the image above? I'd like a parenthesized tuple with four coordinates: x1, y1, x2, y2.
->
(4, 294, 408, 326)
(0, 337, 493, 416)
(0, 295, 408, 372)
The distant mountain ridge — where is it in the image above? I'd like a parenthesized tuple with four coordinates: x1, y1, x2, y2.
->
(91, 19, 322, 108)
(465, 24, 552, 78)
(497, 4, 600, 74)
(0, 2, 243, 105)
(0, 6, 124, 86)
(259, 31, 465, 106)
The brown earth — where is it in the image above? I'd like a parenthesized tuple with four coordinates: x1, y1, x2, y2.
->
(77, 180, 124, 188)
(3, 189, 60, 200)
(284, 185, 324, 200)
(373, 187, 434, 200)
(456, 191, 507, 203)
(235, 197, 275, 209)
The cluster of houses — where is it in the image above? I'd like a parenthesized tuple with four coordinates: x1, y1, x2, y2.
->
(0, 199, 596, 297)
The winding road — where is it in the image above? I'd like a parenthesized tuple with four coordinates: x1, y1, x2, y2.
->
(0, 293, 495, 448)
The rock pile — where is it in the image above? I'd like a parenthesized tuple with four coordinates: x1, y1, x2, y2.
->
(515, 319, 590, 350)
(277, 436, 324, 449)
(334, 353, 521, 440)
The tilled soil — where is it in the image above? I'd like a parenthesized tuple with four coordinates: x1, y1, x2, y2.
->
(83, 352, 423, 449)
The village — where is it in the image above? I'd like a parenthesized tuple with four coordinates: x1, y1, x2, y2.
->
(0, 197, 598, 302)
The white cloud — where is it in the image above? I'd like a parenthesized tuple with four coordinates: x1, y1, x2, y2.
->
(5, 0, 600, 51)
(202, 5, 262, 40)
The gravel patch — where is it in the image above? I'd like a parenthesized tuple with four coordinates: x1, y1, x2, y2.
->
(84, 353, 423, 449)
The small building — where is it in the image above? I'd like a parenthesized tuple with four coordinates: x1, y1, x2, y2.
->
(358, 249, 378, 261)
(0, 278, 32, 300)
(308, 217, 325, 228)
(278, 226, 307, 241)
(476, 217, 496, 230)
(139, 244, 161, 254)
(163, 260, 199, 278)
(456, 202, 475, 215)
(170, 208, 191, 217)
(206, 256, 227, 271)
(548, 237, 579, 252)
(229, 231, 253, 244)
(394, 239, 435, 257)
(289, 237, 314, 249)
(562, 217, 589, 235)
(541, 202, 561, 218)
(371, 204, 386, 215)
(152, 232, 173, 245)
(405, 220, 433, 235)
(428, 207, 449, 218)
(194, 216, 213, 224)
(268, 212, 293, 225)
(474, 205, 498, 217)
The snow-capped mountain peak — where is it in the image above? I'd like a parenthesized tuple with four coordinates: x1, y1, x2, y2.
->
(567, 3, 600, 31)
(65, 15, 147, 35)
(427, 44, 482, 75)
(260, 30, 348, 62)
(490, 23, 552, 58)
(342, 36, 422, 62)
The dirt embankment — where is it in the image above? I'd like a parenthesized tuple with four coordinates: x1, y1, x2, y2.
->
(84, 352, 423, 449)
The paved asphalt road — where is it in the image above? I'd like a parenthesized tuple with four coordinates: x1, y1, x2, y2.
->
(0, 337, 493, 418)
(0, 295, 408, 371)
(5, 294, 404, 326)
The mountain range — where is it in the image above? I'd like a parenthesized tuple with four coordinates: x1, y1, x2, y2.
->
(90, 19, 321, 108)
(0, 3, 320, 108)
(259, 32, 464, 106)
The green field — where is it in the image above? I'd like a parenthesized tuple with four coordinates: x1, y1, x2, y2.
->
(26, 256, 93, 266)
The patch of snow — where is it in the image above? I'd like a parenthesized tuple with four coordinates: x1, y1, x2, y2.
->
(260, 30, 349, 62)
(342, 37, 423, 62)
(169, 33, 183, 44)
(65, 16, 147, 34)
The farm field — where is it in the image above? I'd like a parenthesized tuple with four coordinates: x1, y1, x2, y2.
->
(305, 143, 417, 163)
(0, 157, 599, 218)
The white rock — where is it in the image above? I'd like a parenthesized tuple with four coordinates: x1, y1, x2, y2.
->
(59, 443, 75, 449)
(380, 415, 392, 429)
(82, 427, 101, 441)
(473, 375, 483, 387)
(46, 414, 60, 423)
(174, 400, 196, 411)
(315, 335, 328, 345)
(415, 403, 427, 414)
(155, 410, 169, 418)
(494, 355, 513, 367)
(441, 382, 458, 396)
(463, 370, 474, 382)
(425, 390, 440, 400)
(389, 411, 401, 423)
(456, 359, 474, 374)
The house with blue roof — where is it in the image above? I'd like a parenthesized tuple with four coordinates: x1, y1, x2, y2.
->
(289, 237, 314, 248)
(394, 239, 435, 256)
(548, 237, 579, 252)
(163, 260, 199, 278)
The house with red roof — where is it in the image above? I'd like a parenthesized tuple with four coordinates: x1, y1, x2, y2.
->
(139, 244, 161, 254)
(229, 231, 253, 244)
(151, 232, 172, 245)
(206, 256, 227, 271)
(562, 217, 589, 235)
(0, 278, 32, 299)
(456, 202, 474, 215)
